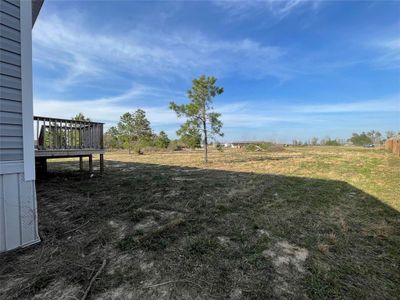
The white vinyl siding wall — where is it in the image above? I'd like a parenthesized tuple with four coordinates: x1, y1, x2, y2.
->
(0, 0, 23, 161)
(0, 0, 39, 252)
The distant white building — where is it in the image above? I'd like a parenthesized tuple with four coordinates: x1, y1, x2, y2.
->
(229, 141, 260, 148)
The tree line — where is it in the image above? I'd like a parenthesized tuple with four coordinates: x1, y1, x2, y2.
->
(104, 109, 172, 154)
(104, 75, 224, 161)
(75, 74, 398, 159)
(293, 130, 399, 147)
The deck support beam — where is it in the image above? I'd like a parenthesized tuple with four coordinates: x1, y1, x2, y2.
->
(100, 154, 104, 175)
(36, 157, 47, 175)
(89, 155, 93, 173)
(35, 150, 104, 174)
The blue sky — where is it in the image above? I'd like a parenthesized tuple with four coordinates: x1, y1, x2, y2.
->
(32, 0, 400, 142)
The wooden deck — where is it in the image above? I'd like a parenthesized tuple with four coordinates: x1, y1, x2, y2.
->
(34, 116, 105, 174)
(35, 149, 105, 158)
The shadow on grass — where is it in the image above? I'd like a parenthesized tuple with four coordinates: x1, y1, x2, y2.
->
(1, 160, 399, 299)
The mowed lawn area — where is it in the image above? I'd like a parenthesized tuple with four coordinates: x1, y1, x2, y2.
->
(1, 147, 399, 299)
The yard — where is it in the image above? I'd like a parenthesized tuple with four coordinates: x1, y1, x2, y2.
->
(1, 147, 399, 299)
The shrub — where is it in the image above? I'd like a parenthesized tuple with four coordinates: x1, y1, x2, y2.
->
(167, 140, 183, 151)
(268, 144, 285, 152)
(350, 133, 373, 146)
(215, 142, 224, 152)
(245, 144, 260, 151)
(245, 142, 276, 152)
(324, 140, 341, 146)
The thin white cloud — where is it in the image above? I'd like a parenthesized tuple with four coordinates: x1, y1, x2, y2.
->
(34, 97, 177, 129)
(33, 96, 313, 133)
(372, 38, 400, 69)
(33, 83, 185, 128)
(212, 0, 319, 19)
(35, 87, 399, 137)
(33, 13, 289, 90)
(292, 97, 400, 113)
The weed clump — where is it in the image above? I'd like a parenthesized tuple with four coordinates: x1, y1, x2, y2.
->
(186, 236, 220, 256)
(245, 142, 285, 152)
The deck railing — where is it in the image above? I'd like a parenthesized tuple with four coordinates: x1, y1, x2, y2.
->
(34, 116, 104, 151)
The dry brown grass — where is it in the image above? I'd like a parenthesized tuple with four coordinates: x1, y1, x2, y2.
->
(0, 146, 399, 299)
(104, 146, 400, 210)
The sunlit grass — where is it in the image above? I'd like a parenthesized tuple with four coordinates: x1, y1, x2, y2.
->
(100, 146, 399, 210)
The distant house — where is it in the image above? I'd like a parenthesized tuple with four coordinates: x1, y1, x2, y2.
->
(230, 141, 259, 148)
(0, 0, 44, 252)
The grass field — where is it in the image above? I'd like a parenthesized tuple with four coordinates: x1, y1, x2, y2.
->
(1, 146, 399, 299)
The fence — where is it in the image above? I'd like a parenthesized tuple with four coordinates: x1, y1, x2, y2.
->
(385, 138, 400, 156)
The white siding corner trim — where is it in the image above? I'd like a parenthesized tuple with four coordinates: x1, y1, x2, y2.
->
(20, 0, 35, 181)
(0, 172, 40, 252)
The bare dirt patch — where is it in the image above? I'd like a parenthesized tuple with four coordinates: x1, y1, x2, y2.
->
(263, 241, 309, 297)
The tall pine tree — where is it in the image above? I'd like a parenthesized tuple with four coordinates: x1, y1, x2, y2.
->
(170, 75, 224, 162)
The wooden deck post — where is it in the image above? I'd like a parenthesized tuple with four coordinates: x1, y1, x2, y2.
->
(89, 155, 93, 173)
(79, 157, 83, 171)
(100, 154, 104, 175)
(37, 157, 47, 174)
(43, 158, 47, 174)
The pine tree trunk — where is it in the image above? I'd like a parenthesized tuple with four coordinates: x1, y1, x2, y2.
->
(203, 121, 208, 163)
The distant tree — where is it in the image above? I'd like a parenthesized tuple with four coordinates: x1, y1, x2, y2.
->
(385, 130, 395, 139)
(367, 130, 382, 145)
(324, 138, 340, 146)
(350, 132, 372, 146)
(155, 131, 170, 148)
(117, 113, 135, 153)
(117, 109, 153, 153)
(72, 113, 91, 122)
(177, 122, 202, 149)
(292, 139, 303, 146)
(132, 109, 153, 140)
(104, 126, 120, 149)
(170, 75, 224, 162)
(311, 137, 319, 146)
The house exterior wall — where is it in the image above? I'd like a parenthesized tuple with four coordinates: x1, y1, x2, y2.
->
(0, 0, 39, 252)
(1, 0, 23, 161)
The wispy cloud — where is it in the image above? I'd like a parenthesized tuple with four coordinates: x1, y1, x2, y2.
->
(212, 0, 319, 19)
(33, 84, 185, 127)
(35, 80, 398, 137)
(292, 97, 400, 113)
(33, 13, 289, 90)
(34, 97, 177, 129)
(31, 2, 399, 142)
(372, 37, 400, 69)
